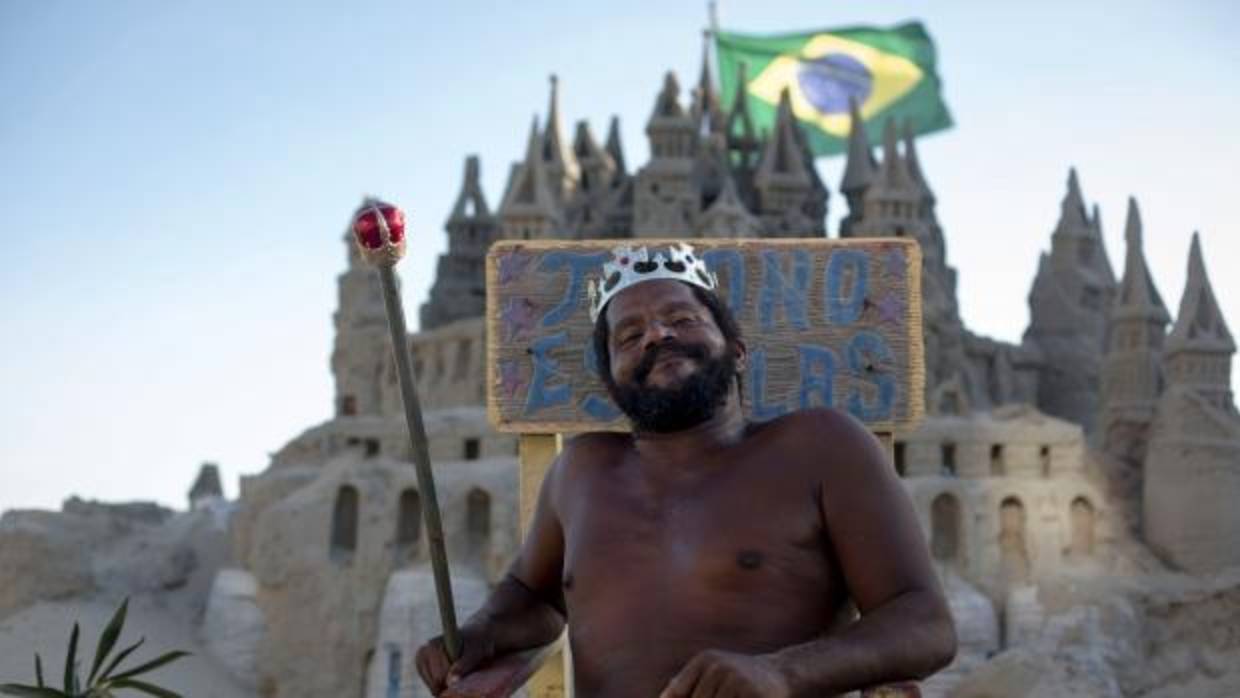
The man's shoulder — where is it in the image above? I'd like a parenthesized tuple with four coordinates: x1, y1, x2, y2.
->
(558, 431, 630, 469)
(750, 408, 886, 481)
(754, 407, 872, 445)
(564, 430, 630, 449)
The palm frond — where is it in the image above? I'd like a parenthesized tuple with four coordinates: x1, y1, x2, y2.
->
(62, 624, 79, 693)
(88, 599, 129, 685)
(106, 652, 191, 683)
(0, 685, 68, 697)
(97, 638, 144, 683)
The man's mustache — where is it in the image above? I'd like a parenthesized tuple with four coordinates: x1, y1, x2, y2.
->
(634, 341, 709, 384)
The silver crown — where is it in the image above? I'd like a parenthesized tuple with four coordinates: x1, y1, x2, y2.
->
(587, 243, 718, 322)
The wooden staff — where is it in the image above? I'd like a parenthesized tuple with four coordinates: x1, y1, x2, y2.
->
(352, 197, 461, 660)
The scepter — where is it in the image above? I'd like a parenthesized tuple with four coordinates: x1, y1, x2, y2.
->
(351, 197, 461, 661)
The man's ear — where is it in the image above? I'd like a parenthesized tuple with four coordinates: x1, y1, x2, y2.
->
(732, 338, 748, 373)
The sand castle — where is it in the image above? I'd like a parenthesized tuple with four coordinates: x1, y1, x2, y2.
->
(3, 54, 1238, 698)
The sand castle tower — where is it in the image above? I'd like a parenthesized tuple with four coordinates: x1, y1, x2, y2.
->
(1144, 234, 1240, 573)
(1099, 198, 1170, 462)
(1023, 169, 1117, 433)
(419, 156, 498, 330)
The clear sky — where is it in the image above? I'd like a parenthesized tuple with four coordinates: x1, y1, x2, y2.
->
(2, 1, 1237, 515)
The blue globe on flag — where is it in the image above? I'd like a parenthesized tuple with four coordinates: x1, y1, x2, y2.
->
(796, 53, 873, 115)
(716, 22, 953, 154)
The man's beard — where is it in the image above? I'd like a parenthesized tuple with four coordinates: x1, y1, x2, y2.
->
(608, 341, 737, 433)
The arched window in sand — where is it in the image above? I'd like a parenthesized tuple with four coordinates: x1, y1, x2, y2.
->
(454, 338, 473, 381)
(941, 443, 957, 477)
(998, 496, 1030, 585)
(930, 493, 962, 563)
(330, 485, 360, 558)
(433, 345, 445, 383)
(1069, 496, 1095, 557)
(990, 444, 1005, 477)
(340, 395, 357, 416)
(396, 489, 422, 556)
(893, 441, 907, 477)
(467, 488, 492, 553)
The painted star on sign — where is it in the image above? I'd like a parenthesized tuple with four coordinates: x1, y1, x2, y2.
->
(501, 297, 538, 342)
(877, 292, 905, 325)
(499, 360, 526, 399)
(499, 252, 533, 285)
(884, 249, 905, 279)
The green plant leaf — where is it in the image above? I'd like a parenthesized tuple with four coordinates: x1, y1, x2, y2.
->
(0, 684, 69, 697)
(88, 599, 129, 686)
(97, 639, 144, 683)
(34, 655, 44, 688)
(107, 680, 179, 698)
(63, 623, 79, 693)
(106, 652, 190, 682)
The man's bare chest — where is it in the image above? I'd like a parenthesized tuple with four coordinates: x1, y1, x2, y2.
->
(559, 462, 834, 599)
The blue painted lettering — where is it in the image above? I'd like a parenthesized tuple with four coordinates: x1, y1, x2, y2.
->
(580, 342, 621, 420)
(539, 251, 610, 327)
(703, 249, 747, 320)
(845, 331, 895, 421)
(748, 348, 788, 420)
(582, 395, 621, 420)
(524, 332, 572, 414)
(797, 344, 838, 409)
(825, 250, 869, 325)
(758, 250, 811, 332)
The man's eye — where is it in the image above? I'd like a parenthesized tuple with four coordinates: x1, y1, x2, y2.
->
(672, 316, 697, 327)
(618, 333, 640, 346)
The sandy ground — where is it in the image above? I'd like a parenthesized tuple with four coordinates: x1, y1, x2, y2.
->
(0, 596, 253, 697)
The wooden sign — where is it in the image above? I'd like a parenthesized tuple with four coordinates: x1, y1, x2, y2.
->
(486, 238, 924, 434)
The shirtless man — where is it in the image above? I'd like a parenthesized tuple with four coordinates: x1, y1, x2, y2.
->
(417, 245, 956, 697)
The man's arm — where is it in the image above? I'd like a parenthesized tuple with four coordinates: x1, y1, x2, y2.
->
(661, 410, 955, 698)
(774, 410, 956, 695)
(416, 451, 568, 694)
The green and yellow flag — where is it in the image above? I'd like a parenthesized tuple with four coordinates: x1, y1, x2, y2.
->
(716, 21, 952, 156)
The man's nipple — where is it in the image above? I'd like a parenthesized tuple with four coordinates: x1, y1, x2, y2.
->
(736, 550, 763, 570)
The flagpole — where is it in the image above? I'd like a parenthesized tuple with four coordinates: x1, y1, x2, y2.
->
(706, 1, 721, 96)
(706, 0, 720, 68)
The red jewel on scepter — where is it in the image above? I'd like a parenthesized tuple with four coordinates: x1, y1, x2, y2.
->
(351, 197, 407, 266)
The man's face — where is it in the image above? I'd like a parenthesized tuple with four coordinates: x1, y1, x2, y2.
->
(602, 280, 741, 432)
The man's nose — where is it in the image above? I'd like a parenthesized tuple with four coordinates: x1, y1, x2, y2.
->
(640, 320, 677, 351)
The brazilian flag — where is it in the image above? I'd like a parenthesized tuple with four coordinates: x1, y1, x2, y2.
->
(715, 21, 953, 156)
